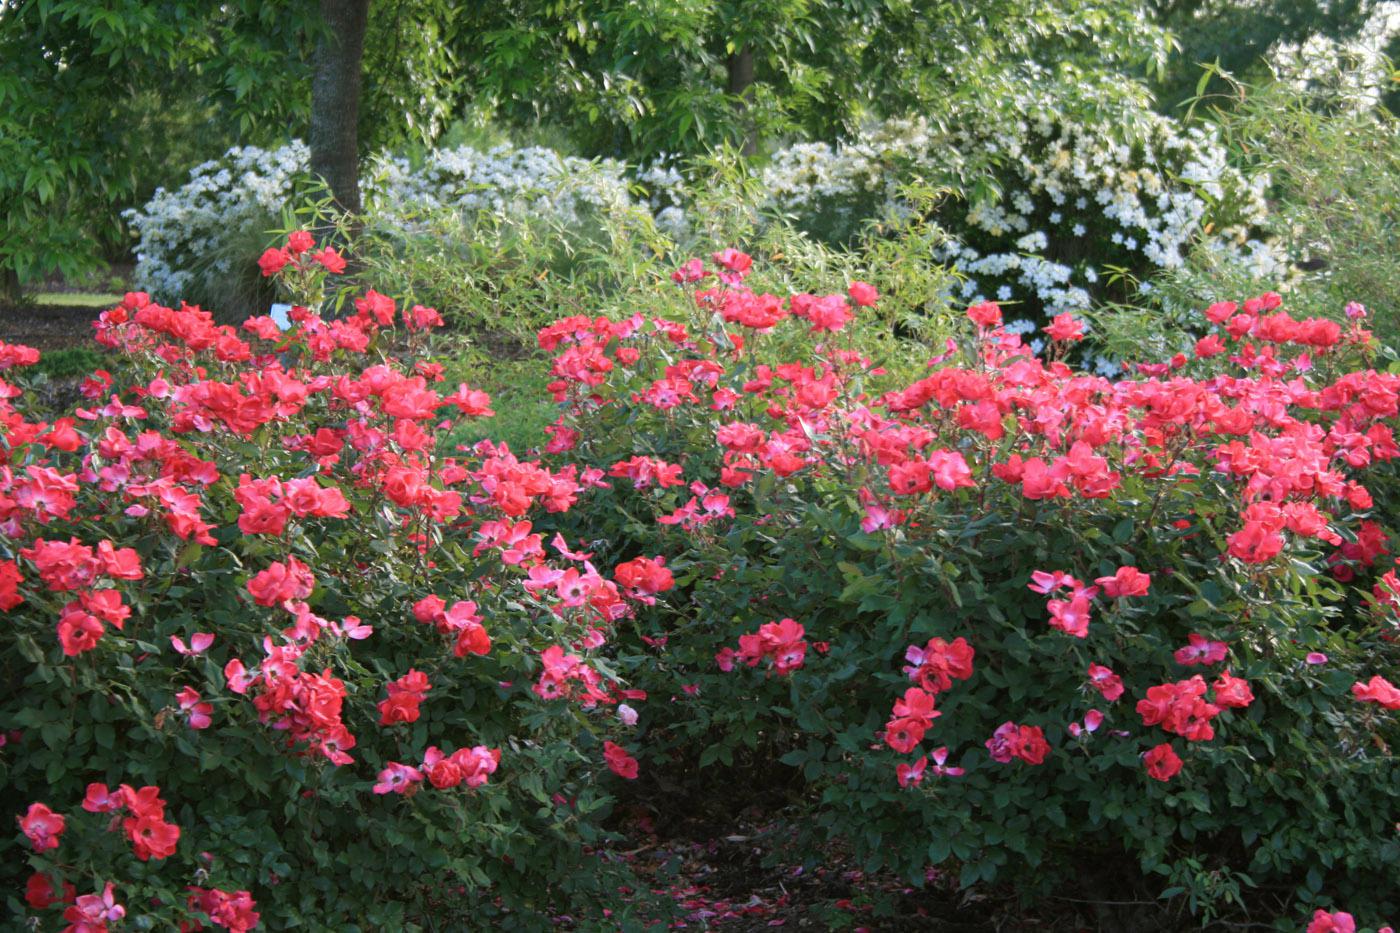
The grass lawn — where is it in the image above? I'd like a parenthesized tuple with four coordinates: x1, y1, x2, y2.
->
(34, 291, 123, 307)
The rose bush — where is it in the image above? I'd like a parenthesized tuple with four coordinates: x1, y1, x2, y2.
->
(0, 239, 670, 929)
(535, 251, 1400, 927)
(5, 236, 1399, 930)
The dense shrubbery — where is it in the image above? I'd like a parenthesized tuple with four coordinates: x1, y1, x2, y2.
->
(123, 143, 314, 314)
(125, 70, 1286, 348)
(125, 141, 682, 317)
(1138, 74, 1400, 353)
(1269, 3, 1400, 114)
(12, 4, 1400, 925)
(120, 46, 1397, 378)
(5, 236, 1400, 930)
(1078, 71, 1400, 386)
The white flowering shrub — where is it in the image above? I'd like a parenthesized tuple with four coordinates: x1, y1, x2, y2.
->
(364, 145, 635, 227)
(124, 142, 311, 305)
(1271, 1, 1400, 112)
(760, 78, 1280, 330)
(758, 118, 943, 235)
(127, 141, 677, 308)
(631, 158, 691, 239)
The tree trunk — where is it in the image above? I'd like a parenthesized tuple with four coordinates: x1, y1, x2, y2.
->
(726, 45, 758, 157)
(0, 266, 21, 305)
(311, 0, 371, 215)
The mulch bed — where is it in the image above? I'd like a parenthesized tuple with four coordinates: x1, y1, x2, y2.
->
(539, 811, 1096, 931)
(0, 300, 107, 353)
(610, 820, 1004, 930)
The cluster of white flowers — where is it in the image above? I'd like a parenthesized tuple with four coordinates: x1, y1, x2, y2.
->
(759, 118, 947, 229)
(758, 84, 1279, 317)
(1272, 1, 1400, 111)
(364, 145, 636, 228)
(631, 159, 690, 237)
(124, 142, 310, 301)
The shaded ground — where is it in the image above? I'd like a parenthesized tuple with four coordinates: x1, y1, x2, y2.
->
(606, 816, 1007, 930)
(0, 264, 127, 352)
(0, 299, 109, 353)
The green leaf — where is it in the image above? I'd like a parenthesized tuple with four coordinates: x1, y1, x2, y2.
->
(95, 723, 116, 749)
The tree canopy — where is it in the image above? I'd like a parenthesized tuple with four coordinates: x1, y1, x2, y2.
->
(0, 0, 457, 293)
(1, 0, 1392, 293)
(458, 0, 1177, 159)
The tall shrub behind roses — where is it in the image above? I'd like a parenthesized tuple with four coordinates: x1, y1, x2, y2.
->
(1, 236, 662, 929)
(538, 252, 1400, 925)
(758, 74, 1280, 350)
